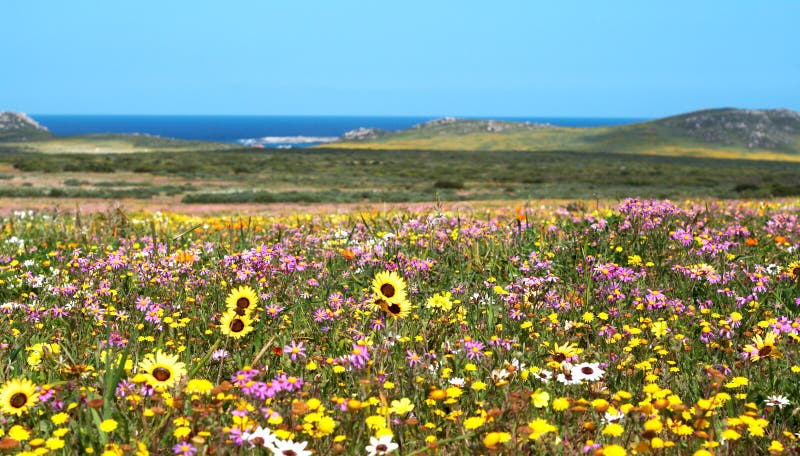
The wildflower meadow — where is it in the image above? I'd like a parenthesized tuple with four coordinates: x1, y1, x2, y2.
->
(1, 198, 800, 455)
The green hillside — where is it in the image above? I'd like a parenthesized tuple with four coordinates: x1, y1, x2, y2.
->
(325, 108, 800, 161)
(0, 112, 53, 141)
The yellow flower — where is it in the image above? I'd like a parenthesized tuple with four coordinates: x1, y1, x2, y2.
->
(51, 412, 70, 425)
(552, 397, 570, 411)
(644, 418, 663, 433)
(9, 425, 31, 441)
(531, 389, 550, 408)
(463, 416, 486, 430)
(549, 342, 581, 364)
(483, 432, 511, 449)
(528, 418, 557, 440)
(99, 419, 118, 433)
(184, 378, 214, 395)
(743, 331, 779, 361)
(372, 271, 407, 303)
(471, 380, 487, 391)
(651, 321, 669, 338)
(45, 438, 65, 450)
(174, 426, 191, 439)
(426, 291, 454, 312)
(390, 397, 414, 415)
(768, 440, 784, 453)
(225, 285, 259, 315)
(137, 350, 187, 391)
(725, 377, 749, 389)
(374, 296, 411, 319)
(219, 310, 254, 339)
(603, 423, 625, 437)
(446, 386, 463, 398)
(603, 444, 626, 456)
(0, 378, 39, 416)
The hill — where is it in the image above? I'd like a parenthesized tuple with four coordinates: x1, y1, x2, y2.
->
(0, 111, 235, 153)
(0, 112, 53, 141)
(324, 108, 800, 161)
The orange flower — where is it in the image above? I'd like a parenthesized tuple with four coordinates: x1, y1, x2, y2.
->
(745, 237, 758, 246)
(774, 235, 788, 244)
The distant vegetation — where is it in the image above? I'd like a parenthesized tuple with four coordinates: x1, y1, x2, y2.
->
(2, 146, 800, 203)
(326, 109, 800, 161)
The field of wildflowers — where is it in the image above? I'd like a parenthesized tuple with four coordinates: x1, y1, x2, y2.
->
(1, 198, 800, 455)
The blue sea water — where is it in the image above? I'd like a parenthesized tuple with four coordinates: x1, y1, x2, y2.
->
(31, 115, 647, 148)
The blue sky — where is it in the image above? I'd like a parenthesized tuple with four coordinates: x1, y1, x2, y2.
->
(2, 0, 798, 116)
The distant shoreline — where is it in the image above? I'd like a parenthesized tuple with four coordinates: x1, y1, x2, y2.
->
(28, 114, 647, 148)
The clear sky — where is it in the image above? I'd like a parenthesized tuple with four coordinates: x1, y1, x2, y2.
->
(2, 0, 798, 117)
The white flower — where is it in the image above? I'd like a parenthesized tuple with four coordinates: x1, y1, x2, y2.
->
(269, 438, 312, 456)
(449, 377, 466, 387)
(210, 349, 230, 362)
(365, 435, 399, 455)
(531, 368, 553, 384)
(603, 407, 625, 423)
(765, 395, 791, 409)
(242, 426, 277, 448)
(571, 362, 605, 382)
(490, 368, 511, 384)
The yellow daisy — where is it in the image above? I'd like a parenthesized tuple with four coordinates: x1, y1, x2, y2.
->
(184, 378, 214, 395)
(380, 296, 411, 319)
(372, 271, 407, 303)
(743, 331, 779, 361)
(225, 285, 259, 315)
(787, 260, 800, 280)
(0, 378, 39, 416)
(220, 310, 254, 339)
(137, 350, 187, 391)
(549, 342, 581, 364)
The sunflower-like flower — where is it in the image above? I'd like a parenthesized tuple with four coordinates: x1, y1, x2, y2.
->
(548, 342, 582, 365)
(226, 285, 259, 316)
(787, 260, 800, 281)
(377, 296, 411, 319)
(0, 378, 39, 416)
(372, 271, 407, 303)
(220, 310, 254, 339)
(743, 331, 779, 361)
(137, 350, 187, 391)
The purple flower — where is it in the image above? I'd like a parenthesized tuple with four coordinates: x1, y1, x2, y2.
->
(284, 340, 307, 361)
(406, 350, 421, 367)
(348, 343, 370, 369)
(173, 442, 196, 456)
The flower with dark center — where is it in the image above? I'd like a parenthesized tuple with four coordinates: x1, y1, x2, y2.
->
(0, 378, 38, 416)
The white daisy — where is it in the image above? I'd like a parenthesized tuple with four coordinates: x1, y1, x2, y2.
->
(365, 435, 399, 455)
(449, 377, 466, 387)
(765, 394, 791, 409)
(571, 362, 605, 382)
(242, 426, 277, 449)
(269, 438, 312, 456)
(556, 364, 582, 386)
(531, 368, 553, 384)
(490, 368, 511, 384)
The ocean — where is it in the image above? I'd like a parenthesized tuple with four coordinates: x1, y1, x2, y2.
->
(30, 115, 647, 148)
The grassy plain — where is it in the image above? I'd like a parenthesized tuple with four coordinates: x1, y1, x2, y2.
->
(1, 146, 800, 212)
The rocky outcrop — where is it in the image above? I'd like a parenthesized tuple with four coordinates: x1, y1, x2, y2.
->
(0, 112, 52, 141)
(656, 108, 800, 149)
(341, 127, 386, 141)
